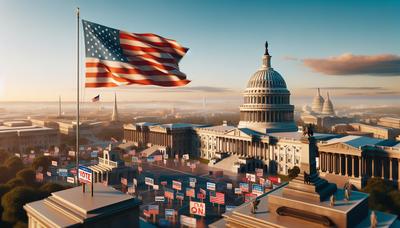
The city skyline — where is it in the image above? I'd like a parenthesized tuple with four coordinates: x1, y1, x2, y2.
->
(1, 0, 399, 104)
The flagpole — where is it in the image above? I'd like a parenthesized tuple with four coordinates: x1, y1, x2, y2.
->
(76, 7, 80, 186)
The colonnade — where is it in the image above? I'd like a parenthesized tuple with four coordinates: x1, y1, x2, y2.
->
(319, 152, 399, 181)
(216, 137, 270, 160)
(240, 110, 293, 122)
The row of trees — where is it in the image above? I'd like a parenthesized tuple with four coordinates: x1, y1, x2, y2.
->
(0, 151, 69, 228)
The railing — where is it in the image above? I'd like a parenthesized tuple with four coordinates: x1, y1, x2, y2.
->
(98, 157, 118, 168)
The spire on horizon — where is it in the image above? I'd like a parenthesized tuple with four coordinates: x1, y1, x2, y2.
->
(111, 92, 119, 122)
(58, 95, 62, 117)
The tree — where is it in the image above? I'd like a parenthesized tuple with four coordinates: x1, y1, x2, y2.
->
(39, 183, 67, 198)
(288, 166, 300, 179)
(0, 166, 11, 184)
(13, 221, 27, 228)
(4, 157, 23, 174)
(0, 150, 10, 164)
(15, 169, 36, 187)
(31, 156, 50, 172)
(5, 178, 25, 189)
(362, 178, 398, 214)
(1, 186, 41, 223)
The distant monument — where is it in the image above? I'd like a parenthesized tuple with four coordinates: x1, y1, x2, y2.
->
(111, 92, 119, 122)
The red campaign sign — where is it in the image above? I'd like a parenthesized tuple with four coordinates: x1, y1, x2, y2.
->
(161, 181, 168, 186)
(197, 193, 205, 200)
(70, 168, 77, 175)
(268, 176, 280, 184)
(143, 210, 150, 217)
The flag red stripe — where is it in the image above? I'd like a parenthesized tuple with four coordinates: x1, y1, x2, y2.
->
(86, 62, 185, 78)
(120, 32, 188, 53)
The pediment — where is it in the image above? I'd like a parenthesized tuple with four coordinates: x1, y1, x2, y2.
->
(225, 128, 252, 139)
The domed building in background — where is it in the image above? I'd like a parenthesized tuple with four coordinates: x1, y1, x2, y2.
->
(321, 92, 335, 115)
(311, 88, 324, 113)
(238, 42, 297, 133)
(124, 42, 339, 176)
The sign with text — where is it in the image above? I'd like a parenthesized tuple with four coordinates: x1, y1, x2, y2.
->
(180, 215, 196, 227)
(67, 176, 75, 184)
(246, 173, 256, 182)
(190, 201, 205, 217)
(145, 177, 154, 186)
(206, 182, 216, 191)
(155, 196, 165, 202)
(78, 166, 92, 184)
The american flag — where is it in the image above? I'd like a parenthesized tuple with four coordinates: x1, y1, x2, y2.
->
(82, 20, 190, 88)
(210, 192, 225, 205)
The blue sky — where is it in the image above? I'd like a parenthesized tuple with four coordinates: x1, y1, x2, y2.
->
(0, 0, 399, 105)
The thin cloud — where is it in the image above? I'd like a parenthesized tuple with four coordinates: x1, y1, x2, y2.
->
(344, 91, 400, 96)
(303, 53, 400, 76)
(283, 56, 299, 61)
(112, 85, 234, 93)
(308, 86, 385, 90)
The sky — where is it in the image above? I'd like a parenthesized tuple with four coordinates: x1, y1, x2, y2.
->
(0, 0, 399, 106)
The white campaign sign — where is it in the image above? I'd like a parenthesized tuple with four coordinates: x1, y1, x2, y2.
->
(190, 201, 205, 217)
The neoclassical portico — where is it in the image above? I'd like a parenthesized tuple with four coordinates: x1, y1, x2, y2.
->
(318, 142, 400, 189)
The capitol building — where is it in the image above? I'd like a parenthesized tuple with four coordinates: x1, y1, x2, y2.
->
(124, 43, 336, 175)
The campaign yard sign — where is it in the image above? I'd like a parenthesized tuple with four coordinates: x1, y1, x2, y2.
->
(155, 196, 165, 202)
(176, 192, 185, 200)
(145, 177, 154, 186)
(78, 166, 92, 184)
(172, 180, 182, 191)
(190, 201, 206, 217)
(246, 173, 256, 182)
(206, 182, 216, 191)
(58, 168, 68, 177)
(165, 209, 175, 217)
(234, 188, 242, 194)
(67, 176, 75, 184)
(180, 215, 196, 228)
(51, 160, 58, 166)
(239, 182, 249, 192)
(226, 183, 233, 190)
(252, 184, 264, 196)
(256, 168, 264, 177)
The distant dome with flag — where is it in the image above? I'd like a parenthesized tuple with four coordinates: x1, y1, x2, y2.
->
(238, 42, 297, 133)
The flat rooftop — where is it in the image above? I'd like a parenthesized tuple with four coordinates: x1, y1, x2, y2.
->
(212, 184, 397, 228)
(24, 183, 141, 227)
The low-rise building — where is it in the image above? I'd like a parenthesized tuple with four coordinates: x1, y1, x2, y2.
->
(0, 121, 59, 153)
(318, 135, 400, 189)
(378, 117, 400, 129)
(24, 183, 141, 228)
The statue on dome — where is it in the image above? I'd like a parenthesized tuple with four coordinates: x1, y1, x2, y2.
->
(264, 41, 270, 55)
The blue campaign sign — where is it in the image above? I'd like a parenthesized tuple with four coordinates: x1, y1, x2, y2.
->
(58, 168, 68, 177)
(226, 205, 237, 211)
(207, 182, 216, 191)
(252, 184, 264, 196)
(165, 209, 175, 217)
(78, 165, 92, 184)
(147, 156, 155, 163)
(90, 151, 98, 158)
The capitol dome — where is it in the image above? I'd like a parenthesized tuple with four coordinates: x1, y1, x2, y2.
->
(322, 92, 335, 115)
(311, 88, 325, 113)
(238, 42, 297, 133)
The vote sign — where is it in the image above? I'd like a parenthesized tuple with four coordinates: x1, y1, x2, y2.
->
(78, 166, 92, 184)
(190, 201, 206, 217)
